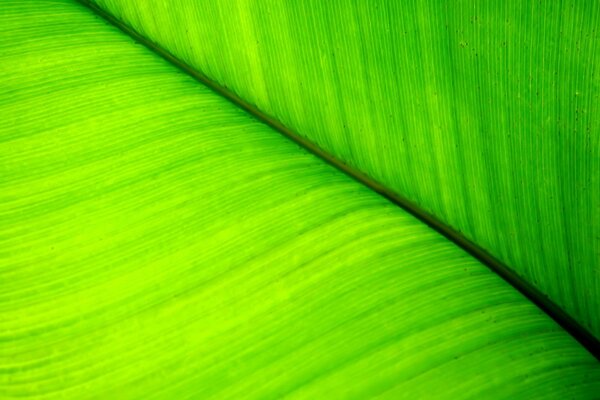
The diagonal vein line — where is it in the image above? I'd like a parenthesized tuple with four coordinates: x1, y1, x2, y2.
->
(75, 0, 600, 359)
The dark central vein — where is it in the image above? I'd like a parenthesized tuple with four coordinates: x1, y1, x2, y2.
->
(75, 0, 600, 359)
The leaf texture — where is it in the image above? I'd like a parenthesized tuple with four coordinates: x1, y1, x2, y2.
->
(89, 0, 600, 339)
(2, 1, 600, 398)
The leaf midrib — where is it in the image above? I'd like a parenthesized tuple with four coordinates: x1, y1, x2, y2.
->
(74, 0, 600, 358)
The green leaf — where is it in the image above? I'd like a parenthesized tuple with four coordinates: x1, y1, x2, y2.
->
(1, 1, 599, 399)
(89, 0, 600, 339)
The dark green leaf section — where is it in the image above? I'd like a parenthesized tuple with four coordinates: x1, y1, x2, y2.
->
(90, 0, 600, 339)
(1, 1, 599, 398)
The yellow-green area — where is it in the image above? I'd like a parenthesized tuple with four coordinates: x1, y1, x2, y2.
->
(89, 0, 600, 339)
(1, 1, 599, 398)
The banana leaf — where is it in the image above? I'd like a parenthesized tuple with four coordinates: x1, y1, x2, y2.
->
(1, 1, 599, 399)
(88, 0, 600, 341)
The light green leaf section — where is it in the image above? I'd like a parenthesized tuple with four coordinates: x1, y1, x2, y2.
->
(90, 0, 600, 338)
(1, 1, 599, 398)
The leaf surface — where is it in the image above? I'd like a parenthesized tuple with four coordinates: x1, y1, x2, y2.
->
(2, 1, 600, 398)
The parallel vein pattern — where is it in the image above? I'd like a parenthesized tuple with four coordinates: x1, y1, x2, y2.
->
(1, 1, 599, 398)
(90, 0, 600, 339)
